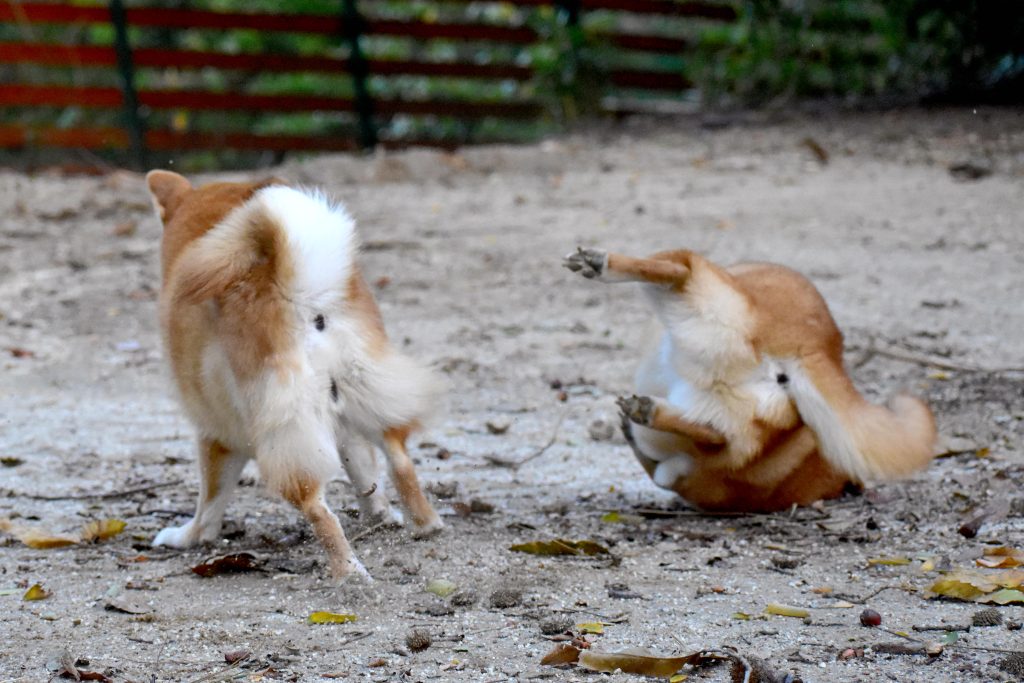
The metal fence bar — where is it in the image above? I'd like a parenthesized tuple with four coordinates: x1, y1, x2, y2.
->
(108, 0, 147, 169)
(340, 0, 377, 150)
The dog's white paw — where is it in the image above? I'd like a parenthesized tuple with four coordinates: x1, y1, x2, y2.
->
(364, 504, 405, 529)
(152, 523, 196, 548)
(412, 516, 444, 540)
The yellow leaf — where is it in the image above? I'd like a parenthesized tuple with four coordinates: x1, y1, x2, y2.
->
(868, 557, 911, 566)
(23, 584, 49, 601)
(984, 589, 1024, 605)
(307, 611, 357, 624)
(577, 622, 605, 634)
(671, 676, 688, 683)
(81, 519, 127, 543)
(920, 559, 936, 572)
(732, 612, 751, 620)
(764, 603, 809, 618)
(424, 579, 457, 597)
(578, 649, 704, 676)
(0, 519, 78, 549)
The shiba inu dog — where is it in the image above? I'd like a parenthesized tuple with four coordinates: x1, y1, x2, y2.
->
(146, 171, 443, 579)
(564, 247, 937, 512)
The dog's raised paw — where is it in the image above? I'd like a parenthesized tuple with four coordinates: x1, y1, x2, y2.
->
(616, 395, 655, 426)
(563, 247, 607, 279)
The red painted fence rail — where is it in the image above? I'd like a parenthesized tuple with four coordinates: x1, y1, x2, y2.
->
(0, 0, 737, 161)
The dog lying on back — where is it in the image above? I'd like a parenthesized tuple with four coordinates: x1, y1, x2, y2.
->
(564, 247, 937, 512)
(146, 171, 443, 579)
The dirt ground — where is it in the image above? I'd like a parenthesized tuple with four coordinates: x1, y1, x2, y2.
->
(1, 107, 1023, 683)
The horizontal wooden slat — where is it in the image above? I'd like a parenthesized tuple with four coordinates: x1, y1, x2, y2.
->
(581, 0, 736, 20)
(0, 3, 538, 43)
(0, 124, 470, 151)
(0, 84, 542, 119)
(0, 124, 359, 151)
(0, 42, 533, 80)
(604, 32, 689, 53)
(609, 69, 690, 90)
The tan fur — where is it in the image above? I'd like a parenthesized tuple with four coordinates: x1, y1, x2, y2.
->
(566, 247, 937, 512)
(147, 171, 442, 579)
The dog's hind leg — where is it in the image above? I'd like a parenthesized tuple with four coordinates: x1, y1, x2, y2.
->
(379, 426, 443, 538)
(617, 395, 725, 445)
(153, 438, 249, 547)
(339, 434, 403, 527)
(564, 248, 691, 286)
(282, 475, 368, 580)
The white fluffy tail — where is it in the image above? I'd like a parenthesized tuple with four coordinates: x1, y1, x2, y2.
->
(786, 354, 937, 483)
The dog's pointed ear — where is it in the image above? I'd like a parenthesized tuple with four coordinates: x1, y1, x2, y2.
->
(146, 170, 192, 224)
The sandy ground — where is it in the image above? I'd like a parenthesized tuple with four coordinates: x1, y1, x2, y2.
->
(1, 107, 1023, 683)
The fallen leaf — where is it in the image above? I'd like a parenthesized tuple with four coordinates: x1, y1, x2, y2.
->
(24, 583, 50, 601)
(223, 650, 251, 664)
(764, 603, 809, 618)
(577, 622, 605, 634)
(112, 220, 137, 237)
(732, 612, 751, 620)
(601, 511, 645, 525)
(81, 519, 127, 543)
(868, 557, 912, 566)
(425, 579, 457, 597)
(0, 456, 23, 467)
(977, 547, 1024, 569)
(104, 598, 149, 615)
(540, 643, 580, 666)
(0, 519, 78, 549)
(5, 346, 35, 358)
(308, 611, 358, 624)
(578, 649, 700, 677)
(191, 553, 262, 577)
(928, 569, 1024, 603)
(510, 539, 609, 556)
(670, 675, 688, 683)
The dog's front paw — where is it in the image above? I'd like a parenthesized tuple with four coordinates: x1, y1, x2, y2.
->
(330, 555, 374, 583)
(616, 395, 655, 426)
(563, 247, 607, 279)
(152, 522, 197, 548)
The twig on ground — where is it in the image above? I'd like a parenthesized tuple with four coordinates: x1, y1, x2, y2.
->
(16, 480, 181, 501)
(851, 339, 1022, 374)
(484, 409, 569, 469)
(350, 521, 390, 544)
(827, 585, 911, 605)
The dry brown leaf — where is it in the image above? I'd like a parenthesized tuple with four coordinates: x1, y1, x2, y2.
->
(977, 547, 1024, 569)
(191, 553, 263, 577)
(509, 539, 609, 556)
(540, 643, 581, 666)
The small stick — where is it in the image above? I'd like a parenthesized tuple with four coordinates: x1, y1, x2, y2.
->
(17, 480, 181, 501)
(485, 409, 569, 469)
(350, 520, 389, 544)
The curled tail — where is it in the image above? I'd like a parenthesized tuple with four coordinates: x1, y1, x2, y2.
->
(785, 353, 937, 483)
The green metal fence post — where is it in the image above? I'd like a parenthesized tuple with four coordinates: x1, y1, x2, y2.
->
(341, 0, 377, 151)
(108, 0, 147, 170)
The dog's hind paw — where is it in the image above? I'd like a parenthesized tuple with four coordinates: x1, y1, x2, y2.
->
(411, 516, 444, 540)
(616, 394, 655, 426)
(563, 247, 607, 279)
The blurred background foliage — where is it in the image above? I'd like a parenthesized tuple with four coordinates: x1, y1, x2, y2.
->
(0, 0, 1020, 168)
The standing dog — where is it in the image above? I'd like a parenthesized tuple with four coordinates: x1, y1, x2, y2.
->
(146, 171, 442, 579)
(564, 247, 937, 512)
